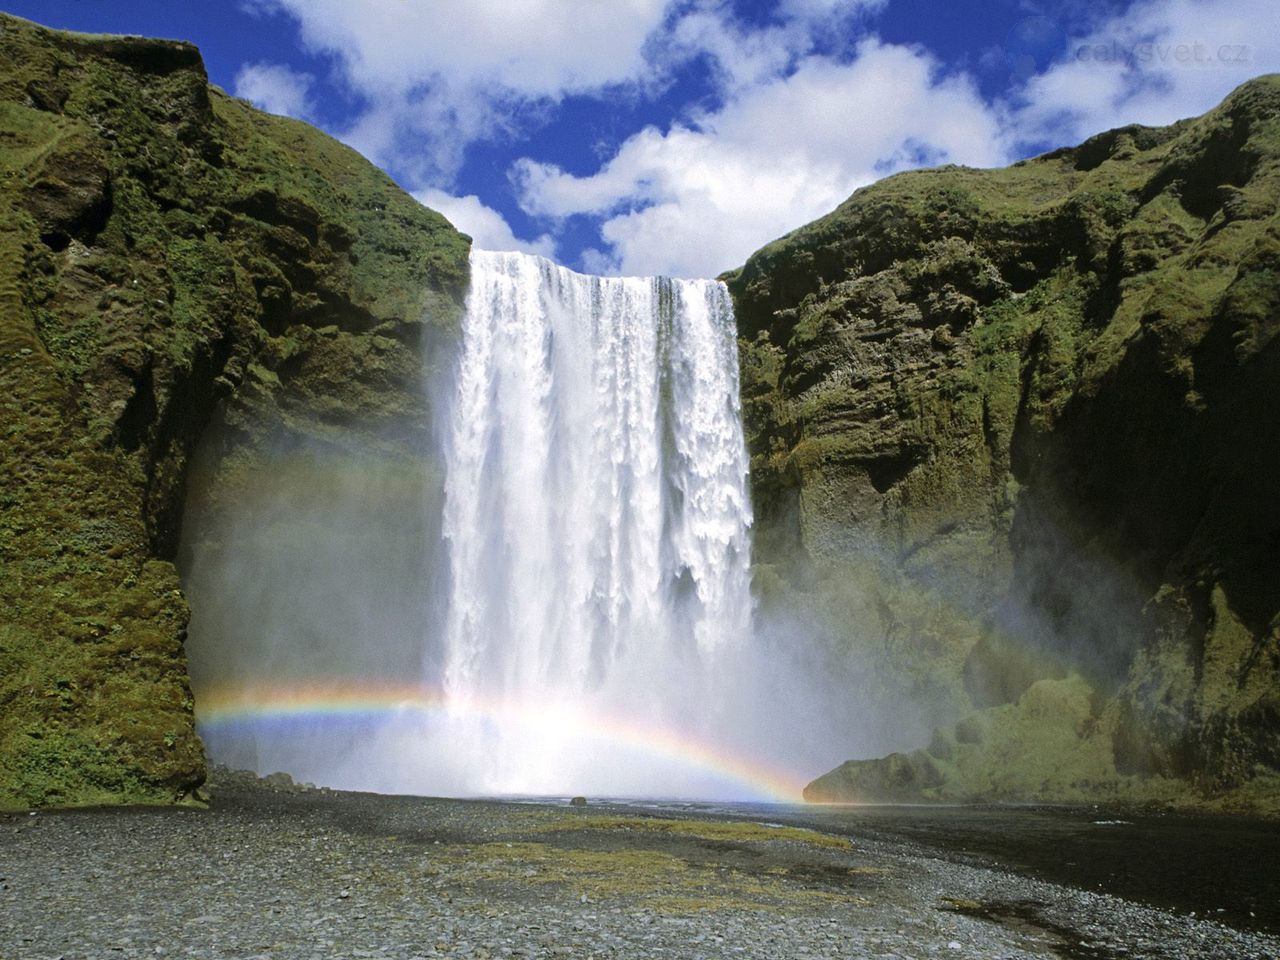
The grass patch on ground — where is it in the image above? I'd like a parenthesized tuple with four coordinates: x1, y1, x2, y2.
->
(532, 814, 852, 849)
(436, 839, 855, 914)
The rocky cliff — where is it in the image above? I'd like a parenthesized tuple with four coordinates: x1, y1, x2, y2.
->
(3, 12, 1276, 814)
(0, 14, 468, 807)
(727, 76, 1280, 810)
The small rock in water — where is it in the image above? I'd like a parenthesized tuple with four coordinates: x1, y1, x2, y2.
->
(570, 796, 587, 807)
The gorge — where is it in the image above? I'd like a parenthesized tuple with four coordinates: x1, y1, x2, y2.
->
(0, 12, 1277, 815)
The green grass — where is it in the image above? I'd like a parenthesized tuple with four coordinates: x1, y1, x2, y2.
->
(532, 814, 852, 849)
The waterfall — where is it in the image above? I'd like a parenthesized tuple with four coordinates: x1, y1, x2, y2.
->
(185, 248, 795, 801)
(435, 249, 754, 795)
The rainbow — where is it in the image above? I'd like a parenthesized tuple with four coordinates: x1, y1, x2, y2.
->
(195, 682, 807, 803)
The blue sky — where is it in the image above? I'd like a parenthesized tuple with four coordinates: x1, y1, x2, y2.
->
(9, 0, 1276, 277)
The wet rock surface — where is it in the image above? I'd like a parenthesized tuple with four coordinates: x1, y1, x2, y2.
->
(1, 775, 1274, 960)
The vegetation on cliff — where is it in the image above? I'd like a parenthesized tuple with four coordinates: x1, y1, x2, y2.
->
(0, 13, 468, 807)
(727, 76, 1280, 809)
(4, 10, 1276, 815)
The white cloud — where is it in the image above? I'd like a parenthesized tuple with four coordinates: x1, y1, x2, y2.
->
(233, 62, 315, 120)
(1014, 0, 1280, 146)
(781, 0, 886, 19)
(513, 0, 1280, 278)
(338, 81, 519, 189)
(415, 189, 555, 259)
(243, 0, 888, 186)
(663, 9, 801, 92)
(245, 0, 673, 182)
(657, 0, 886, 93)
(242, 0, 1279, 281)
(514, 39, 1006, 277)
(252, 0, 669, 97)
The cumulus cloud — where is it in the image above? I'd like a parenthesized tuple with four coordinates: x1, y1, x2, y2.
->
(245, 0, 672, 182)
(241, 0, 1279, 278)
(515, 39, 1006, 277)
(251, 0, 668, 96)
(513, 0, 1279, 277)
(244, 0, 889, 183)
(1013, 0, 1280, 147)
(415, 189, 556, 259)
(660, 0, 884, 92)
(781, 0, 880, 17)
(233, 62, 315, 120)
(339, 82, 518, 189)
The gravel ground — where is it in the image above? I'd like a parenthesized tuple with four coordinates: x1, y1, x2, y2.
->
(2, 772, 1275, 960)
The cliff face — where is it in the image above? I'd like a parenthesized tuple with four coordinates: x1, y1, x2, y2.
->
(0, 14, 468, 807)
(3, 13, 1276, 813)
(727, 77, 1280, 809)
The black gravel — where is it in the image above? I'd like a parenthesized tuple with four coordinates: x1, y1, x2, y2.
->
(766, 802, 1280, 934)
(2, 773, 1276, 960)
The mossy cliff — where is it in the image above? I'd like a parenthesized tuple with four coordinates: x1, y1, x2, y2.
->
(727, 77, 1280, 810)
(3, 11, 1276, 813)
(0, 14, 468, 808)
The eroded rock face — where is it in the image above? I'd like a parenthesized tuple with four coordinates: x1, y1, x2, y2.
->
(729, 76, 1280, 810)
(3, 12, 1275, 813)
(0, 14, 468, 807)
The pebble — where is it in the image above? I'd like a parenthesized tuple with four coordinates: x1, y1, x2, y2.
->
(0, 770, 1275, 960)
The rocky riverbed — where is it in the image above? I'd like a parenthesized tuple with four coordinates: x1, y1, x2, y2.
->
(1, 772, 1275, 960)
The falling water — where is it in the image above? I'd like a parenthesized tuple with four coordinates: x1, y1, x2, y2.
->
(435, 250, 755, 796)
(185, 249, 834, 801)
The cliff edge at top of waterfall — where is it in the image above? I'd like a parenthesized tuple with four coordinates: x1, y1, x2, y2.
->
(726, 75, 1280, 812)
(0, 12, 469, 809)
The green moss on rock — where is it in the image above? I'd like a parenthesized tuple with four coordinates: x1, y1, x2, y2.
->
(730, 76, 1280, 811)
(0, 13, 468, 808)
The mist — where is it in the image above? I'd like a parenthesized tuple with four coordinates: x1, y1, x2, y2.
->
(179, 440, 445, 788)
(178, 442, 884, 800)
(178, 251, 907, 802)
